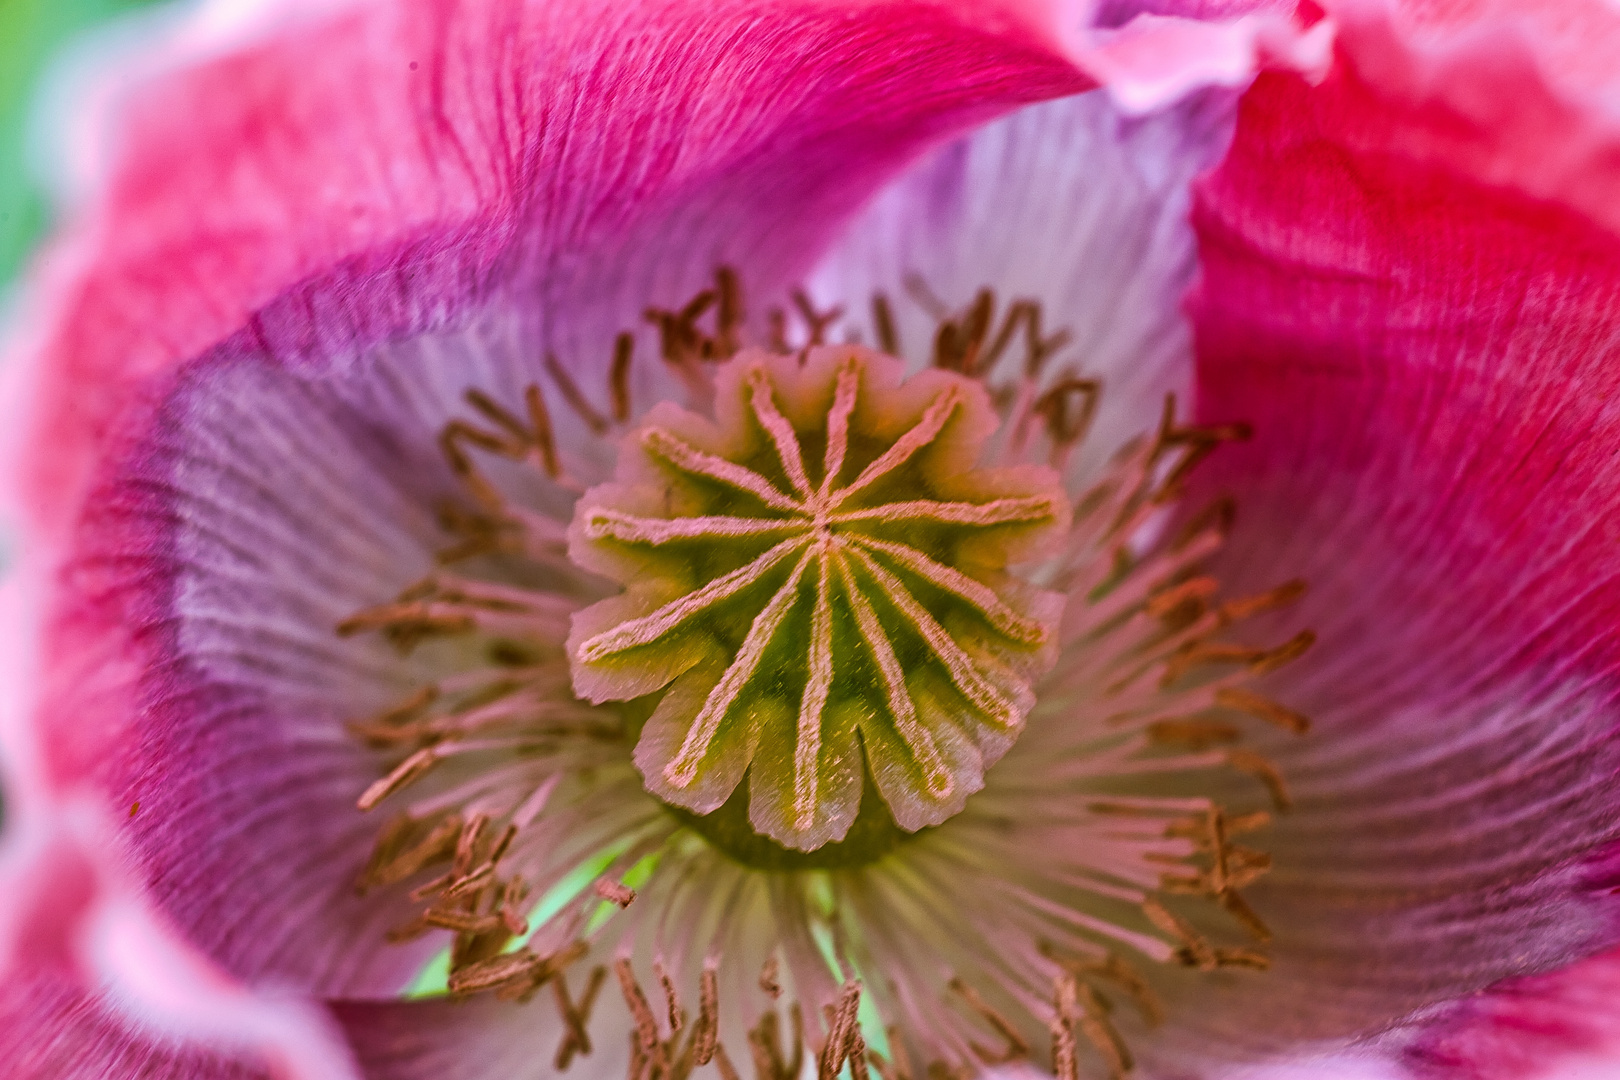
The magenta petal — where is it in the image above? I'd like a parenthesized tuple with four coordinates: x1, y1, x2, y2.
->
(11, 0, 1085, 553)
(0, 790, 357, 1079)
(1402, 945, 1620, 1079)
(1136, 1, 1620, 1069)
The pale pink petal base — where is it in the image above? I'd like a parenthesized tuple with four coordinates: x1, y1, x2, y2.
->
(807, 86, 1235, 486)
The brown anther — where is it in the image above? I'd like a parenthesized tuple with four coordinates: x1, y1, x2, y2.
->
(1033, 376, 1100, 448)
(848, 1033, 872, 1080)
(902, 272, 948, 320)
(1050, 973, 1080, 1080)
(712, 1043, 743, 1080)
(716, 267, 745, 356)
(694, 964, 720, 1066)
(1073, 983, 1132, 1080)
(1019, 303, 1071, 377)
(1146, 719, 1241, 748)
(819, 981, 863, 1080)
(792, 289, 844, 346)
(358, 813, 463, 892)
(1206, 808, 1231, 895)
(1227, 749, 1293, 811)
(544, 354, 611, 435)
(1213, 946, 1271, 971)
(979, 298, 1026, 375)
(767, 308, 790, 353)
(1173, 497, 1237, 548)
(1042, 948, 1164, 1029)
(617, 958, 667, 1063)
(349, 686, 439, 745)
(555, 965, 607, 1070)
(1215, 687, 1310, 735)
(523, 384, 560, 477)
(1220, 890, 1273, 943)
(1142, 897, 1218, 972)
(654, 960, 683, 1033)
(610, 333, 635, 422)
(1144, 576, 1220, 619)
(454, 813, 490, 876)
(759, 956, 782, 999)
(422, 907, 507, 935)
(1225, 810, 1272, 835)
(463, 387, 530, 447)
(948, 977, 1028, 1063)
(1250, 630, 1317, 674)
(448, 949, 542, 995)
(593, 878, 637, 908)
(444, 417, 513, 455)
(872, 294, 899, 355)
(440, 863, 495, 900)
(1151, 394, 1252, 500)
(357, 747, 438, 811)
(749, 1008, 803, 1080)
(1218, 579, 1307, 622)
(491, 940, 589, 1005)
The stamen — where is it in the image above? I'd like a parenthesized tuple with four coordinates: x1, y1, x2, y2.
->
(871, 294, 900, 356)
(655, 959, 684, 1032)
(617, 959, 665, 1055)
(760, 957, 783, 1000)
(818, 980, 863, 1080)
(694, 963, 720, 1066)
(594, 879, 638, 908)
(547, 354, 611, 435)
(1050, 974, 1080, 1080)
(792, 289, 844, 347)
(554, 965, 607, 1070)
(713, 1044, 743, 1080)
(948, 977, 1028, 1064)
(611, 333, 636, 423)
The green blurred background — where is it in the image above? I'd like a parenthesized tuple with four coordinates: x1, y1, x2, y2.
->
(0, 0, 165, 287)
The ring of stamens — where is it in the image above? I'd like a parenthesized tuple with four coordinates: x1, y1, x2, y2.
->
(339, 269, 1315, 1080)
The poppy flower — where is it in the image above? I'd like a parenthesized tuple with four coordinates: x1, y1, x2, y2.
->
(4, 1, 1620, 1079)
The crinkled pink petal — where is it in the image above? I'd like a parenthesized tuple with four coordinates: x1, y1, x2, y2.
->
(1040, 0, 1334, 115)
(1176, 0, 1620, 1072)
(4, 0, 1086, 560)
(1402, 945, 1620, 1079)
(0, 570, 357, 1080)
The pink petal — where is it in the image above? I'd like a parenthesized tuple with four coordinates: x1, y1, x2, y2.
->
(1145, 0, 1620, 1069)
(333, 994, 632, 1080)
(7, 0, 1088, 557)
(1401, 945, 1620, 1079)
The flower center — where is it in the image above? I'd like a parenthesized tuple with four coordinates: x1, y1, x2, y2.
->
(337, 271, 1317, 1080)
(568, 346, 1069, 851)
